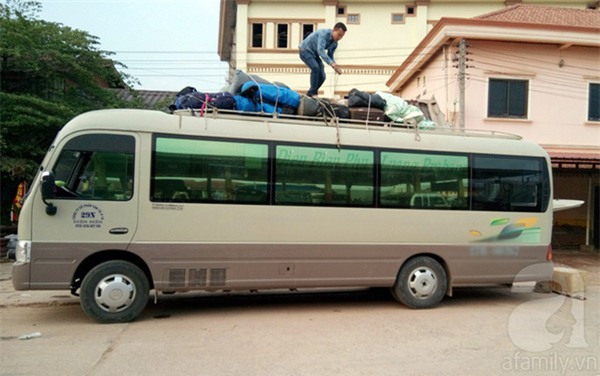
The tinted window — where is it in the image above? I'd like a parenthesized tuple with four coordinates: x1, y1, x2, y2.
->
(380, 151, 468, 209)
(151, 136, 550, 213)
(52, 134, 135, 201)
(152, 137, 269, 204)
(275, 145, 374, 207)
(472, 155, 549, 212)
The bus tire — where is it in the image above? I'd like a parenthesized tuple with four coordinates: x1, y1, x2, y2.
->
(392, 256, 447, 309)
(80, 260, 149, 323)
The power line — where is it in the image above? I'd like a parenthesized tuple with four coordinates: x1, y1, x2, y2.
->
(111, 44, 596, 97)
(114, 51, 221, 54)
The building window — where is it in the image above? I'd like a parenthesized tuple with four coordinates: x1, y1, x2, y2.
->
(337, 6, 347, 16)
(589, 83, 600, 121)
(251, 23, 264, 48)
(276, 23, 289, 48)
(488, 78, 529, 119)
(391, 13, 405, 24)
(302, 24, 315, 40)
(347, 14, 360, 24)
(406, 5, 416, 16)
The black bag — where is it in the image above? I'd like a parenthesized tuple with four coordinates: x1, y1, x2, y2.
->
(297, 95, 320, 116)
(169, 87, 197, 112)
(175, 91, 235, 110)
(347, 88, 386, 110)
(330, 103, 350, 119)
(175, 86, 197, 97)
(212, 92, 236, 110)
(315, 99, 351, 119)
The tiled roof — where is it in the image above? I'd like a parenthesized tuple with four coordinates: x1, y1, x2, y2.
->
(475, 4, 600, 28)
(116, 89, 177, 109)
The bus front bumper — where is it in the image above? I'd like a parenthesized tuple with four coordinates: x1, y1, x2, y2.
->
(12, 261, 30, 290)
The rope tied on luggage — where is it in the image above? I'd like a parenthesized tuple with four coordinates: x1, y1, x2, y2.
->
(245, 76, 289, 118)
(272, 84, 281, 119)
(249, 75, 264, 115)
(365, 95, 372, 130)
(334, 116, 341, 150)
(314, 98, 342, 150)
(411, 119, 422, 141)
(199, 93, 209, 118)
(318, 98, 336, 123)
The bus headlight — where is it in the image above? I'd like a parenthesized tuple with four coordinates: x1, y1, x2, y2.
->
(16, 241, 31, 263)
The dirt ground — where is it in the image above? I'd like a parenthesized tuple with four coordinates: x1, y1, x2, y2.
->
(1, 251, 598, 376)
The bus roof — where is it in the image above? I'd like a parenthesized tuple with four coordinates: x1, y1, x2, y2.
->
(58, 109, 547, 158)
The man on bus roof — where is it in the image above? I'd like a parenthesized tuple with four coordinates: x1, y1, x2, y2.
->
(298, 22, 347, 98)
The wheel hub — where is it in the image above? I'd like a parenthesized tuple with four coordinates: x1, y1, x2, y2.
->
(408, 267, 437, 299)
(95, 274, 136, 312)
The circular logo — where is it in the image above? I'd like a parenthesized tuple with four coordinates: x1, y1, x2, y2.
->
(72, 204, 105, 229)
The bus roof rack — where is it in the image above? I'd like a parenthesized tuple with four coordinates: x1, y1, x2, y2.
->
(172, 107, 523, 141)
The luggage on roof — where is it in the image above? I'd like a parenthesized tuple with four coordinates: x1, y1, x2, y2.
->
(348, 88, 386, 110)
(240, 81, 301, 110)
(167, 70, 447, 129)
(349, 107, 385, 122)
(170, 88, 235, 112)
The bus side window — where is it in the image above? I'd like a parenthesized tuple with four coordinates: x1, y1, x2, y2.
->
(152, 137, 269, 204)
(152, 179, 189, 202)
(51, 134, 135, 201)
(74, 152, 134, 200)
(472, 155, 548, 212)
(275, 145, 374, 207)
(380, 151, 468, 210)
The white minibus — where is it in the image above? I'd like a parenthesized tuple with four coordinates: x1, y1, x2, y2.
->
(12, 109, 554, 322)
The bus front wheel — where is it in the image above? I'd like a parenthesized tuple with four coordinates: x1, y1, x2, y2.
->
(80, 260, 149, 323)
(392, 256, 447, 309)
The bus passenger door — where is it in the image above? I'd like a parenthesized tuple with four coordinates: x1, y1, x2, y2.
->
(30, 133, 139, 288)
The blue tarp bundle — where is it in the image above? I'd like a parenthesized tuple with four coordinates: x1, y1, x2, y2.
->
(239, 81, 301, 114)
(234, 95, 283, 114)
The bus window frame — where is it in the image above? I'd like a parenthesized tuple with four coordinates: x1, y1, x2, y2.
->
(149, 133, 550, 213)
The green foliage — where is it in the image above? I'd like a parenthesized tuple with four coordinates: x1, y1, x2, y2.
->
(0, 92, 74, 176)
(0, 0, 136, 223)
(0, 0, 41, 19)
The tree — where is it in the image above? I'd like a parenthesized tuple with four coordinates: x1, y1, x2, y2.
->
(0, 0, 138, 224)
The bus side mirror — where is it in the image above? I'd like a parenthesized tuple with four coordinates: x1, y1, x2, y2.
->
(41, 171, 57, 216)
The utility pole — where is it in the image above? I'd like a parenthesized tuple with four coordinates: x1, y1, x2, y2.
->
(458, 39, 466, 129)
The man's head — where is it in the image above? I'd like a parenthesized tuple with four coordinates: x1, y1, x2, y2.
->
(332, 22, 347, 42)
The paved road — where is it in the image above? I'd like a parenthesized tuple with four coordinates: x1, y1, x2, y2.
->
(1, 253, 598, 376)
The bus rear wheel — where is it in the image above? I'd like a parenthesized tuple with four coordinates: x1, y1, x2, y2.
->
(80, 260, 149, 323)
(392, 256, 447, 309)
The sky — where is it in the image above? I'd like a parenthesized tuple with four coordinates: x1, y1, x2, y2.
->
(38, 0, 229, 92)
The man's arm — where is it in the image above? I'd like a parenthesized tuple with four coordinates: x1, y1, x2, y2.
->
(317, 33, 334, 65)
(327, 43, 342, 74)
(327, 43, 337, 63)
